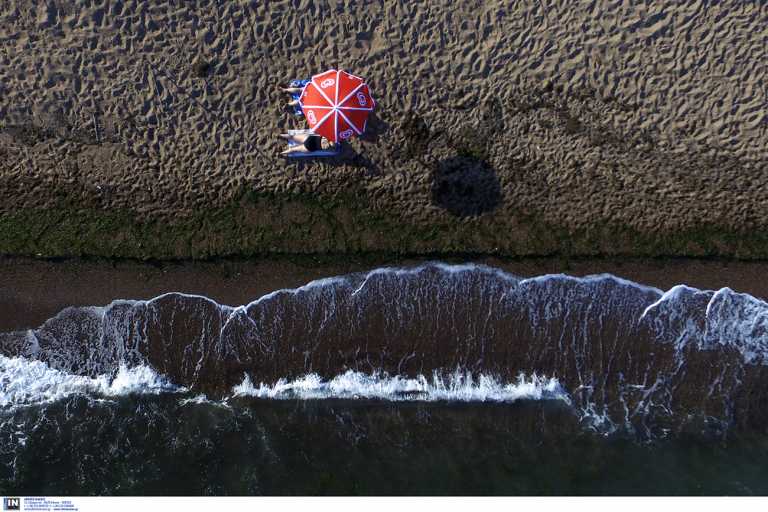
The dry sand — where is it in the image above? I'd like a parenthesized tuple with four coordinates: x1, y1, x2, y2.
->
(1, 1, 767, 258)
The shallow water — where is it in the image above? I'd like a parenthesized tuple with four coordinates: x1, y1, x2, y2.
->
(2, 262, 768, 495)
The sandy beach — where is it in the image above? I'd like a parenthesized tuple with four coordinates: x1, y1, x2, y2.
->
(6, 2, 768, 497)
(1, 1, 767, 258)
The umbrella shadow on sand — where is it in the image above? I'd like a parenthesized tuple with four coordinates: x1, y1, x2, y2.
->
(358, 112, 391, 144)
(430, 155, 502, 217)
(428, 98, 504, 217)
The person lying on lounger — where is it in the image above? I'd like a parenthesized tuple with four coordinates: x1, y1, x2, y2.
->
(280, 80, 309, 112)
(281, 86, 302, 108)
(279, 132, 334, 155)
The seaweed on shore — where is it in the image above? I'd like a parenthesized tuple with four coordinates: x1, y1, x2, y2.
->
(2, 191, 768, 261)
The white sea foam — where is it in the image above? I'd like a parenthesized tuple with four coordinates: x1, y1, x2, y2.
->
(178, 394, 231, 408)
(0, 355, 182, 409)
(231, 370, 570, 403)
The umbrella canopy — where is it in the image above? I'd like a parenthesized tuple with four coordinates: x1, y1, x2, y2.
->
(299, 69, 375, 142)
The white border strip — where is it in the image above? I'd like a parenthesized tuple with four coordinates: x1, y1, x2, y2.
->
(11, 496, 752, 512)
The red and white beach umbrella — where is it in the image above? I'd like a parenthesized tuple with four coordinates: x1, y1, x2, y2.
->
(299, 69, 375, 143)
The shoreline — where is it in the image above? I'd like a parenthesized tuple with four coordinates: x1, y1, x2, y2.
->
(4, 254, 768, 332)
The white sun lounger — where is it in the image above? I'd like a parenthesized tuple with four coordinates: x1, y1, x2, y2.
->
(285, 129, 341, 158)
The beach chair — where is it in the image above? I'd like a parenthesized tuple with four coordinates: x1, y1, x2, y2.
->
(284, 129, 341, 158)
(289, 79, 310, 116)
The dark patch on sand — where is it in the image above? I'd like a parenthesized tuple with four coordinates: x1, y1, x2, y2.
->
(4, 123, 55, 146)
(432, 156, 501, 217)
(399, 111, 431, 162)
(192, 60, 212, 79)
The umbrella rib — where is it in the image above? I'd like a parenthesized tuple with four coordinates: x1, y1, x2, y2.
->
(337, 109, 362, 135)
(311, 81, 336, 108)
(337, 82, 366, 108)
(311, 108, 336, 133)
(335, 70, 340, 105)
(337, 106, 375, 111)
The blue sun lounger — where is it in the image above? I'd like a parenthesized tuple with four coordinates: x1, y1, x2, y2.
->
(289, 79, 310, 116)
(285, 129, 341, 158)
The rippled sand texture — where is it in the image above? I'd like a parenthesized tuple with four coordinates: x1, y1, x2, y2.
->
(1, 1, 767, 256)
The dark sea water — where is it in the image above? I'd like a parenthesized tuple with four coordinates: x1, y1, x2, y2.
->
(2, 395, 768, 495)
(1, 262, 768, 495)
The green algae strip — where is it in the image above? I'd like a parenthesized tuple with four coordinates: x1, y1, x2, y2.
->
(1, 191, 767, 260)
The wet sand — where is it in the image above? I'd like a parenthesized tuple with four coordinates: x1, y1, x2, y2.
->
(3, 255, 768, 331)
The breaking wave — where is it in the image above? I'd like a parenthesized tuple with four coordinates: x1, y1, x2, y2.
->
(0, 355, 181, 409)
(231, 370, 568, 403)
(2, 262, 768, 437)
